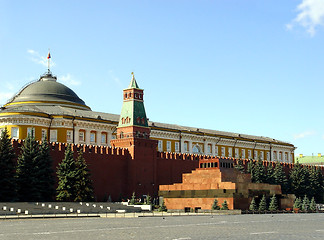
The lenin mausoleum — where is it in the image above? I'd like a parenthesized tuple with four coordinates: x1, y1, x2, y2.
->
(0, 68, 297, 210)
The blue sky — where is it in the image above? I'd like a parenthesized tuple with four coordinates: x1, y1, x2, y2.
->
(1, 0, 324, 156)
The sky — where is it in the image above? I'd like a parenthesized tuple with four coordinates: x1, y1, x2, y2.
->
(1, 0, 324, 156)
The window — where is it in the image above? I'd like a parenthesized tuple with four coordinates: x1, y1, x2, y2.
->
(67, 130, 73, 142)
(228, 147, 232, 157)
(267, 151, 270, 161)
(215, 146, 218, 156)
(27, 127, 35, 137)
(285, 152, 288, 162)
(235, 148, 239, 158)
(207, 144, 211, 154)
(279, 152, 282, 161)
(184, 142, 188, 152)
(90, 132, 96, 143)
(101, 132, 107, 144)
(221, 147, 225, 157)
(166, 141, 171, 152)
(241, 149, 245, 158)
(273, 151, 277, 160)
(79, 131, 85, 142)
(248, 150, 252, 159)
(41, 129, 47, 141)
(254, 150, 258, 160)
(11, 127, 19, 139)
(260, 151, 264, 160)
(193, 145, 201, 154)
(50, 130, 57, 142)
(158, 140, 163, 151)
(175, 142, 179, 152)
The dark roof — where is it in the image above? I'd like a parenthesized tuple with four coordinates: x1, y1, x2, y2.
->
(5, 73, 89, 110)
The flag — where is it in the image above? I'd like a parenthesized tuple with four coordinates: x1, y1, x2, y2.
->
(47, 52, 51, 59)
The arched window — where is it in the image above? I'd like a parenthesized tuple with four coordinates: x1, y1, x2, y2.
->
(192, 145, 201, 154)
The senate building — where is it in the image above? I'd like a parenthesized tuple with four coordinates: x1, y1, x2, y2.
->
(0, 70, 295, 163)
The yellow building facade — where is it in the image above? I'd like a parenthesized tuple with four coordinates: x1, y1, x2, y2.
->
(0, 71, 295, 163)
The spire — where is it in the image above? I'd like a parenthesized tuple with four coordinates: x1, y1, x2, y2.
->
(128, 72, 140, 89)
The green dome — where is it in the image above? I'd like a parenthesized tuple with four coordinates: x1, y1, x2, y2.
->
(5, 73, 90, 110)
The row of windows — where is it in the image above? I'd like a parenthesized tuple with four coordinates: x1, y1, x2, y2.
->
(156, 139, 291, 161)
(8, 127, 112, 144)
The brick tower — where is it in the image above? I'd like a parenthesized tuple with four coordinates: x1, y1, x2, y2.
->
(111, 73, 158, 198)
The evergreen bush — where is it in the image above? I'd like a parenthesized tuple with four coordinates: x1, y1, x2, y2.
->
(268, 194, 278, 211)
(293, 197, 301, 209)
(258, 195, 267, 211)
(16, 134, 42, 201)
(211, 199, 220, 210)
(301, 195, 310, 211)
(249, 197, 257, 211)
(310, 197, 317, 212)
(158, 199, 167, 212)
(0, 128, 17, 201)
(221, 200, 229, 210)
(129, 192, 136, 205)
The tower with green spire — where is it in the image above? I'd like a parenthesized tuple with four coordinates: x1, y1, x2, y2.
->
(116, 72, 150, 138)
(111, 73, 157, 198)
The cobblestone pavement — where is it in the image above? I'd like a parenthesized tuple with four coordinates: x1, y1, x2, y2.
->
(1, 213, 324, 240)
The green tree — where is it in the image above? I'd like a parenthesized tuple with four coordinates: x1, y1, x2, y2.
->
(36, 139, 55, 201)
(273, 162, 289, 194)
(74, 150, 94, 201)
(129, 192, 136, 205)
(268, 194, 278, 211)
(253, 158, 266, 183)
(247, 160, 255, 182)
(234, 159, 245, 173)
(293, 197, 301, 209)
(221, 200, 229, 210)
(211, 199, 220, 210)
(16, 134, 41, 201)
(249, 197, 257, 211)
(258, 195, 267, 211)
(0, 128, 17, 201)
(289, 162, 310, 198)
(146, 194, 152, 205)
(310, 197, 317, 212)
(309, 166, 324, 203)
(56, 145, 78, 201)
(158, 199, 167, 212)
(301, 195, 310, 211)
(266, 164, 275, 184)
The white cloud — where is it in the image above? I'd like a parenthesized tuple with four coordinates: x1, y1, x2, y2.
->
(293, 130, 315, 139)
(27, 49, 55, 68)
(0, 92, 14, 105)
(287, 0, 324, 36)
(59, 73, 81, 86)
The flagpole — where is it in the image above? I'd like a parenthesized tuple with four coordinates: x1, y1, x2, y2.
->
(47, 49, 50, 73)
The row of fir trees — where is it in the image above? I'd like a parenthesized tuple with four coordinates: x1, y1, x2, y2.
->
(235, 158, 324, 203)
(0, 128, 94, 202)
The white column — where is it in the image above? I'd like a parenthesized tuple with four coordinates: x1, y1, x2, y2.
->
(85, 129, 91, 145)
(188, 141, 193, 154)
(74, 127, 80, 144)
(204, 141, 208, 155)
(107, 131, 112, 146)
(180, 138, 185, 153)
(96, 131, 101, 146)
